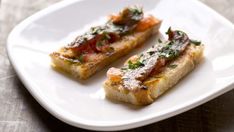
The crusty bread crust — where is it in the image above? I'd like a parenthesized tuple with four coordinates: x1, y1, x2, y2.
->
(103, 44, 204, 105)
(50, 21, 161, 79)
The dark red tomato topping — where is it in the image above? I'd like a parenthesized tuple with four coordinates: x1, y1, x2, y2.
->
(69, 32, 120, 56)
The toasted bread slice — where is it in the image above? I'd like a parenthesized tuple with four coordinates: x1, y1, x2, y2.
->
(103, 44, 204, 105)
(50, 20, 161, 79)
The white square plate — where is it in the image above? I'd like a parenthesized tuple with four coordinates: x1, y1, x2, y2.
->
(7, 0, 234, 131)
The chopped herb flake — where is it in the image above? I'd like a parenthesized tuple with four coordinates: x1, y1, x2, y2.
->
(109, 46, 114, 50)
(148, 51, 155, 55)
(166, 27, 172, 35)
(130, 6, 143, 15)
(108, 46, 115, 53)
(158, 39, 162, 43)
(96, 41, 103, 47)
(190, 39, 201, 46)
(103, 32, 111, 40)
(128, 60, 144, 69)
(78, 54, 84, 62)
(168, 64, 177, 68)
(121, 67, 128, 71)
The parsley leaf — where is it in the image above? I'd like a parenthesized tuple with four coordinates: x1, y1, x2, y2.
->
(190, 39, 201, 46)
(148, 51, 155, 55)
(128, 60, 144, 69)
(78, 54, 84, 62)
(103, 32, 111, 40)
(96, 41, 103, 47)
(158, 39, 162, 43)
(121, 67, 128, 71)
(168, 64, 177, 69)
(166, 27, 172, 35)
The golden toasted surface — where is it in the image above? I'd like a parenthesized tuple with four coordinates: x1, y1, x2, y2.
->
(103, 44, 204, 105)
(50, 20, 161, 79)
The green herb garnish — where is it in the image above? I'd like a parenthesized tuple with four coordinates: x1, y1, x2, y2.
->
(190, 39, 201, 46)
(158, 39, 162, 43)
(103, 32, 111, 40)
(128, 60, 144, 69)
(90, 26, 105, 35)
(129, 6, 143, 16)
(168, 64, 177, 69)
(108, 46, 115, 53)
(96, 41, 103, 47)
(148, 51, 155, 55)
(78, 54, 84, 62)
(166, 27, 172, 35)
(159, 43, 179, 60)
(121, 67, 128, 71)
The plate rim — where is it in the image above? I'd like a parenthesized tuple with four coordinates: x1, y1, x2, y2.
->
(6, 0, 234, 131)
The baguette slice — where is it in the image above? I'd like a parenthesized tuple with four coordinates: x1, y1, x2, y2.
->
(50, 20, 161, 79)
(103, 43, 204, 105)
